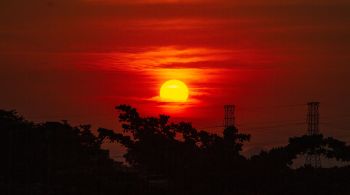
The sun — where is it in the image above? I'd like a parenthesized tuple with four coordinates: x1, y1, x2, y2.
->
(160, 80, 189, 102)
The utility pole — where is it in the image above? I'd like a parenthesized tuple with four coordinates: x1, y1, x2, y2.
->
(305, 102, 321, 168)
(224, 105, 235, 128)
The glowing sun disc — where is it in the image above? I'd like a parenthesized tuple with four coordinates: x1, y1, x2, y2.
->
(160, 80, 189, 102)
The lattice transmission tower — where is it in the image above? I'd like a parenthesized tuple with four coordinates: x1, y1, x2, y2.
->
(224, 105, 235, 128)
(305, 102, 321, 168)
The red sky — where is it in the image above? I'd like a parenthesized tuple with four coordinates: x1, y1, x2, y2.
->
(1, 0, 350, 158)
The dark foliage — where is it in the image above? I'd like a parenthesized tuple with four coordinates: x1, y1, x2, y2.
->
(2, 106, 350, 195)
(100, 105, 350, 195)
(0, 110, 146, 195)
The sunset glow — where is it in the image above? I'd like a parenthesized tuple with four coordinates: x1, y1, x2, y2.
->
(2, 0, 350, 192)
(1, 0, 350, 166)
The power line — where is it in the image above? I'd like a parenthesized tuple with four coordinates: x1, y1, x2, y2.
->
(196, 122, 306, 131)
(237, 122, 305, 131)
(237, 119, 305, 127)
(320, 122, 350, 132)
(238, 103, 306, 111)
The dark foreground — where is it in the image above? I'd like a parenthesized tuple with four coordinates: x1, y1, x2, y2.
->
(2, 105, 350, 195)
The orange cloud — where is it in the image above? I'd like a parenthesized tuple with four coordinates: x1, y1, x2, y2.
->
(100, 46, 232, 70)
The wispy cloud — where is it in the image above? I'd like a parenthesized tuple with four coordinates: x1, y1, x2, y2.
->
(105, 46, 230, 70)
(95, 46, 277, 71)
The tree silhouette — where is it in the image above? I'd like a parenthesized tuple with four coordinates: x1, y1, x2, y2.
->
(251, 134, 350, 169)
(1, 109, 146, 195)
(3, 106, 350, 195)
(97, 105, 252, 193)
